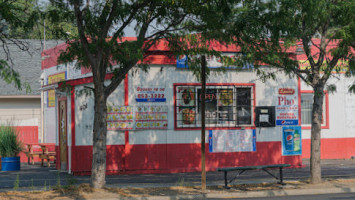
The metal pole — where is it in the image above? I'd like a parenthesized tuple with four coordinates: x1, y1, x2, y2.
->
(201, 55, 206, 191)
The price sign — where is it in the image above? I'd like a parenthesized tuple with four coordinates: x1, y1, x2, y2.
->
(136, 87, 166, 102)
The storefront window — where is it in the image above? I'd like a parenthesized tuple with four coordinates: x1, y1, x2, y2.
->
(175, 84, 253, 129)
(301, 92, 327, 127)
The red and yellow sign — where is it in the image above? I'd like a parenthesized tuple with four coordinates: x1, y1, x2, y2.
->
(47, 89, 56, 107)
(48, 72, 66, 84)
(299, 60, 349, 73)
(47, 72, 67, 107)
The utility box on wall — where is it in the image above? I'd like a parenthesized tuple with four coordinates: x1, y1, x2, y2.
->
(255, 106, 276, 127)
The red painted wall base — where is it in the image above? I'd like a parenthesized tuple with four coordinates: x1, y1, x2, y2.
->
(16, 126, 38, 163)
(70, 141, 302, 175)
(302, 138, 355, 159)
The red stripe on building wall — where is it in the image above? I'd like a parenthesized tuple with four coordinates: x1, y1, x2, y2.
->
(302, 138, 355, 159)
(70, 141, 302, 175)
(41, 43, 68, 70)
(16, 126, 38, 163)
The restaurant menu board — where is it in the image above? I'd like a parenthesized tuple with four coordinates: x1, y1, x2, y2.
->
(209, 129, 256, 153)
(106, 106, 134, 130)
(135, 105, 168, 129)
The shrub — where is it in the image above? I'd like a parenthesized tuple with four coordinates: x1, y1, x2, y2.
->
(0, 125, 23, 157)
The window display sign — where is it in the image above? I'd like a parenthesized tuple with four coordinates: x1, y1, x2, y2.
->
(282, 126, 302, 156)
(198, 89, 218, 124)
(175, 85, 253, 128)
(276, 88, 299, 125)
(106, 105, 134, 130)
(135, 105, 168, 130)
(208, 129, 256, 153)
(136, 87, 166, 102)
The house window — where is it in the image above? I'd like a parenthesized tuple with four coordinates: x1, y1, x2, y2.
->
(301, 91, 328, 127)
(175, 84, 254, 129)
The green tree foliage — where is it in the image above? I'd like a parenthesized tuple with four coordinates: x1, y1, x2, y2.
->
(7, 0, 78, 39)
(49, 0, 229, 189)
(222, 0, 354, 183)
(0, 0, 39, 91)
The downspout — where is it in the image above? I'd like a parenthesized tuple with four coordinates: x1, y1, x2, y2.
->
(40, 73, 45, 143)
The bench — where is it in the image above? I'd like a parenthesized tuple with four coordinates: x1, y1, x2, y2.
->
(216, 164, 291, 189)
(24, 144, 42, 165)
(39, 144, 56, 167)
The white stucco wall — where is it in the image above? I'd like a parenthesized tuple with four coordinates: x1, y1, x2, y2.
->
(73, 65, 298, 146)
(301, 75, 355, 139)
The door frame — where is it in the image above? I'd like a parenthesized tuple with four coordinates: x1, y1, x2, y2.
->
(58, 97, 68, 170)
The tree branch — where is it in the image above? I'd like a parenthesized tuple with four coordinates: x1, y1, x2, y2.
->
(73, 1, 95, 68)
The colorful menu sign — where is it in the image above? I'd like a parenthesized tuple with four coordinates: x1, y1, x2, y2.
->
(282, 126, 302, 156)
(47, 72, 67, 107)
(209, 129, 256, 153)
(136, 87, 166, 102)
(276, 88, 299, 125)
(135, 105, 168, 130)
(106, 106, 134, 130)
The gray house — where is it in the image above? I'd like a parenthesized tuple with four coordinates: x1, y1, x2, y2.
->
(0, 40, 62, 157)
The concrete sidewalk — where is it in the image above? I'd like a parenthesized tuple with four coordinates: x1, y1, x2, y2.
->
(1, 159, 355, 199)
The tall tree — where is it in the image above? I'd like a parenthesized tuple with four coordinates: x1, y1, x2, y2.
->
(223, 0, 354, 183)
(50, 0, 228, 189)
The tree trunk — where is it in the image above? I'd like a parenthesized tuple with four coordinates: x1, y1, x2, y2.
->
(310, 85, 324, 184)
(91, 84, 108, 189)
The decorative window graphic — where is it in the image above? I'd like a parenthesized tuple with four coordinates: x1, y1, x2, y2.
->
(175, 84, 254, 129)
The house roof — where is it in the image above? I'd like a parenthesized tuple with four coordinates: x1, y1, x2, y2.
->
(0, 40, 63, 96)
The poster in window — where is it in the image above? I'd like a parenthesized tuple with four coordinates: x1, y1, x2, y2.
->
(177, 87, 195, 106)
(208, 129, 256, 152)
(198, 89, 218, 124)
(179, 107, 196, 125)
(218, 89, 234, 124)
(106, 105, 134, 130)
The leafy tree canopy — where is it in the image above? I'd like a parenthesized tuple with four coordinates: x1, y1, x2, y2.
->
(219, 0, 354, 184)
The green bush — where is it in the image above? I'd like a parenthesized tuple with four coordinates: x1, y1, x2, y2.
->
(0, 125, 23, 157)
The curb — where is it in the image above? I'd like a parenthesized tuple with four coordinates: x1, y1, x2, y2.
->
(112, 185, 355, 200)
